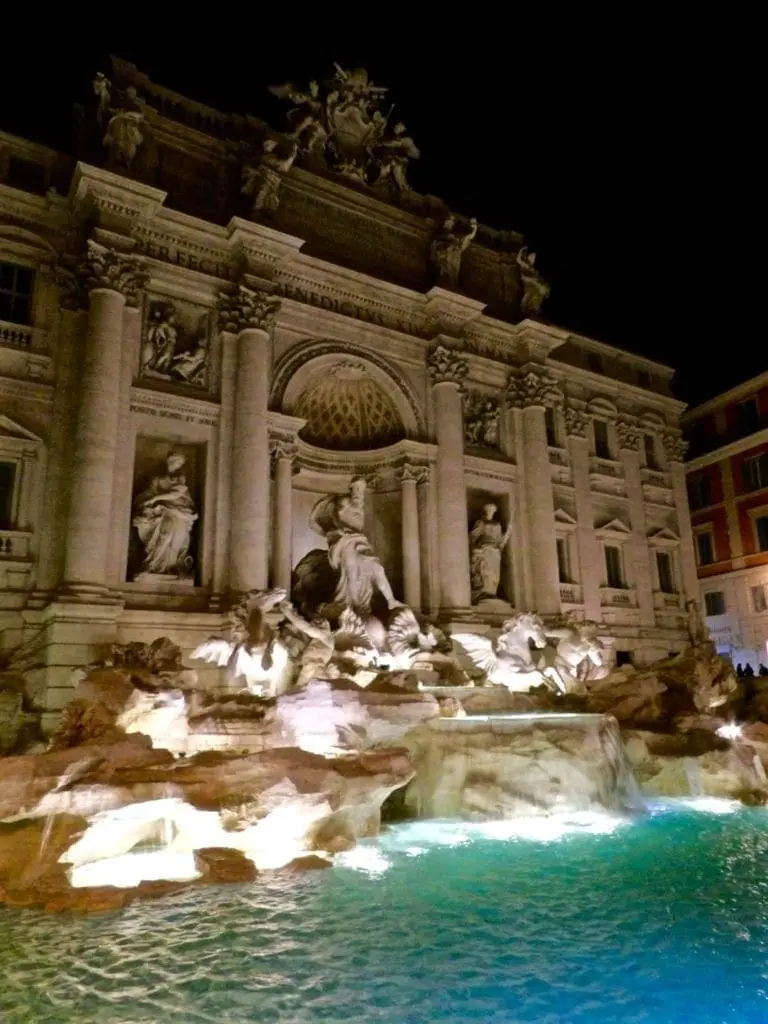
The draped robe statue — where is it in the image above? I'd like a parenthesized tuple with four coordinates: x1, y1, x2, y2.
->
(309, 476, 401, 616)
(132, 452, 198, 580)
(469, 503, 512, 603)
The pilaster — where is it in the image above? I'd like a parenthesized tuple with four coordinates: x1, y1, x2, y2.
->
(617, 418, 654, 626)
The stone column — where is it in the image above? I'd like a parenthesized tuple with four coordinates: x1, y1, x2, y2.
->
(217, 285, 281, 595)
(428, 345, 471, 612)
(509, 367, 562, 617)
(617, 419, 654, 625)
(399, 463, 426, 610)
(270, 439, 297, 592)
(564, 404, 601, 621)
(664, 432, 698, 604)
(60, 241, 147, 597)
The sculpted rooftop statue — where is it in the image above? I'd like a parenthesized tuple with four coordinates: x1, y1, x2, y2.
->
(269, 64, 420, 194)
(241, 137, 298, 217)
(430, 215, 478, 289)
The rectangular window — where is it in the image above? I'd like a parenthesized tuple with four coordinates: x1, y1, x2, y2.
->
(0, 261, 34, 326)
(656, 551, 674, 593)
(752, 585, 767, 613)
(0, 461, 15, 529)
(644, 434, 659, 470)
(743, 454, 768, 492)
(556, 537, 570, 583)
(756, 515, 768, 552)
(704, 590, 726, 616)
(545, 407, 557, 447)
(587, 352, 603, 373)
(688, 474, 712, 511)
(604, 544, 623, 588)
(594, 420, 611, 460)
(696, 530, 715, 566)
(736, 397, 760, 436)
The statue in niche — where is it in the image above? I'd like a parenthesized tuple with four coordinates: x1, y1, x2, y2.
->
(132, 451, 198, 583)
(141, 299, 209, 388)
(430, 215, 478, 289)
(469, 503, 512, 603)
(453, 614, 552, 691)
(516, 246, 551, 316)
(686, 598, 710, 647)
(241, 138, 298, 217)
(310, 476, 402, 618)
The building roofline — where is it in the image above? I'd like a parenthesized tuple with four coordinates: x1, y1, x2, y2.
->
(682, 370, 768, 422)
(565, 331, 675, 378)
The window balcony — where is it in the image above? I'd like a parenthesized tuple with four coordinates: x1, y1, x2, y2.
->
(599, 585, 636, 607)
(0, 530, 31, 559)
(641, 467, 671, 489)
(0, 319, 46, 352)
(559, 583, 583, 605)
(653, 590, 682, 611)
(589, 457, 624, 480)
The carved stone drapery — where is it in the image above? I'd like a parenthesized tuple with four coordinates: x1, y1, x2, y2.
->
(616, 419, 643, 452)
(507, 368, 563, 409)
(564, 405, 590, 439)
(217, 285, 281, 334)
(57, 240, 148, 310)
(427, 344, 469, 387)
(463, 391, 500, 448)
(662, 432, 688, 463)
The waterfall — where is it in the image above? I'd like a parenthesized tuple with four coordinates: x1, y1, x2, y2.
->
(402, 712, 645, 820)
(683, 757, 703, 797)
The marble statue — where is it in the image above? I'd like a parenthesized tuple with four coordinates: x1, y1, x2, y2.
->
(464, 393, 500, 448)
(132, 452, 198, 582)
(385, 605, 439, 669)
(270, 66, 419, 191)
(516, 246, 551, 316)
(242, 138, 298, 216)
(269, 79, 327, 154)
(686, 599, 710, 647)
(277, 600, 339, 688)
(371, 122, 420, 194)
(469, 504, 512, 603)
(141, 299, 209, 387)
(103, 108, 144, 168)
(192, 588, 291, 694)
(309, 476, 402, 617)
(430, 215, 478, 289)
(538, 620, 609, 692)
(93, 72, 110, 127)
(453, 613, 551, 691)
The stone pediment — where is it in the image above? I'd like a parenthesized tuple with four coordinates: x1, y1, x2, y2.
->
(0, 414, 42, 443)
(595, 517, 632, 539)
(648, 526, 679, 546)
(553, 508, 578, 530)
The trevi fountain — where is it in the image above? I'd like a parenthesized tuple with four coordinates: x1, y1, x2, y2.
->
(1, 60, 767, 1024)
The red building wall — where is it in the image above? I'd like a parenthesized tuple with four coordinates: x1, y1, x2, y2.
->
(724, 386, 768, 433)
(691, 506, 731, 577)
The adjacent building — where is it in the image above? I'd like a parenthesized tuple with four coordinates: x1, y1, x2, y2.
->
(0, 58, 697, 727)
(683, 372, 768, 668)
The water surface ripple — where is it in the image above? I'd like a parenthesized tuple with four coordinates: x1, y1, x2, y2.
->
(2, 802, 768, 1022)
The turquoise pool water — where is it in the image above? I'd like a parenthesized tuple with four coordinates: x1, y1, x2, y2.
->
(2, 800, 768, 1023)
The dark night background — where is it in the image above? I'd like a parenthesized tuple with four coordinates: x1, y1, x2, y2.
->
(0, 24, 760, 407)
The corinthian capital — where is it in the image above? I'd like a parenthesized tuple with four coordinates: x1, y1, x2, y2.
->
(57, 240, 148, 309)
(662, 431, 688, 463)
(217, 285, 281, 334)
(398, 461, 429, 485)
(427, 344, 469, 386)
(616, 418, 643, 452)
(563, 404, 590, 438)
(508, 368, 563, 409)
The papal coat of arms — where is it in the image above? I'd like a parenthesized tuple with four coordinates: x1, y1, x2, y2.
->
(269, 64, 420, 194)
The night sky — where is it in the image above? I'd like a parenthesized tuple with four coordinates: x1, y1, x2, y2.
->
(0, 27, 760, 408)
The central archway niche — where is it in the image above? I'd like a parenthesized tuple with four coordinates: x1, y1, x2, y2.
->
(280, 350, 421, 605)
